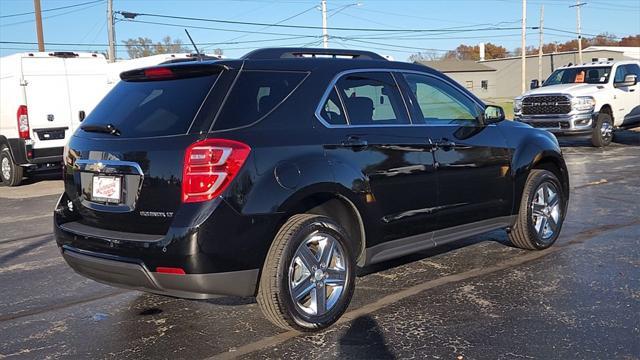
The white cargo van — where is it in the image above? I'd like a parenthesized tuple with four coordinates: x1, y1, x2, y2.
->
(0, 52, 108, 186)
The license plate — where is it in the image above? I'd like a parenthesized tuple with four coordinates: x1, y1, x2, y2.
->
(92, 176, 122, 203)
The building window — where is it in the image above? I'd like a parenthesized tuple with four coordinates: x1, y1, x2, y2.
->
(465, 80, 473, 89)
(481, 80, 488, 90)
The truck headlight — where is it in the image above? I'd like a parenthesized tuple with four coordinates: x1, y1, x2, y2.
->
(514, 97, 523, 116)
(571, 96, 595, 112)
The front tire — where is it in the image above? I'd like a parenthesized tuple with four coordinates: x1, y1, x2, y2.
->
(509, 169, 565, 250)
(0, 146, 23, 187)
(591, 113, 613, 147)
(257, 214, 356, 331)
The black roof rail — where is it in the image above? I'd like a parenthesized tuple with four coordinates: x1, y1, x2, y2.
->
(49, 51, 79, 58)
(242, 48, 387, 61)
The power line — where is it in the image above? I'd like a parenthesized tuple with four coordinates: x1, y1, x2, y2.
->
(115, 10, 539, 33)
(0, 2, 104, 27)
(0, 36, 317, 47)
(0, 0, 104, 19)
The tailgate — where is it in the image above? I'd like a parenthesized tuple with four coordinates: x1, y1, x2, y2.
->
(65, 134, 198, 235)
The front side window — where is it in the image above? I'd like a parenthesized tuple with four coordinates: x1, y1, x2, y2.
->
(403, 73, 481, 125)
(334, 72, 409, 126)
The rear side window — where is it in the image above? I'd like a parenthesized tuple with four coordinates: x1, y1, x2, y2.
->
(213, 70, 308, 130)
(334, 72, 409, 126)
(83, 75, 218, 138)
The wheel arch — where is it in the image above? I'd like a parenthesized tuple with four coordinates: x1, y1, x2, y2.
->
(511, 133, 569, 215)
(277, 188, 368, 267)
(598, 103, 613, 121)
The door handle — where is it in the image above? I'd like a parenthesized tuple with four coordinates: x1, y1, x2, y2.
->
(341, 136, 368, 150)
(434, 138, 456, 151)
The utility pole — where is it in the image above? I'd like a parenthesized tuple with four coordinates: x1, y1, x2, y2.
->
(33, 0, 45, 52)
(538, 5, 544, 82)
(107, 0, 116, 62)
(570, 1, 586, 64)
(521, 0, 527, 94)
(321, 0, 328, 48)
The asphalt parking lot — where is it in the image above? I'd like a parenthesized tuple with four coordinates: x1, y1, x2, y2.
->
(0, 130, 639, 359)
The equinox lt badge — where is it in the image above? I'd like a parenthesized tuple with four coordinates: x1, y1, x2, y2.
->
(139, 211, 174, 218)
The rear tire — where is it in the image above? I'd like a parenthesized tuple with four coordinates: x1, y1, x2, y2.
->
(257, 214, 356, 331)
(0, 146, 23, 187)
(591, 113, 613, 147)
(509, 169, 565, 250)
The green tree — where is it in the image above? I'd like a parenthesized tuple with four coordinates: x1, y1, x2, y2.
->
(123, 36, 190, 59)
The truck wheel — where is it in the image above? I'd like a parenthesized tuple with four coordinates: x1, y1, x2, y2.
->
(509, 169, 565, 250)
(0, 146, 23, 187)
(591, 113, 613, 147)
(257, 214, 355, 331)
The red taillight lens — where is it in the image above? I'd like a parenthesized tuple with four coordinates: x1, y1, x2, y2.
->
(182, 139, 251, 203)
(144, 67, 174, 79)
(17, 105, 29, 139)
(156, 267, 186, 275)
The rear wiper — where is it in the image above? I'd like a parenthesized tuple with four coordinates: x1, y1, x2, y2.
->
(80, 123, 121, 136)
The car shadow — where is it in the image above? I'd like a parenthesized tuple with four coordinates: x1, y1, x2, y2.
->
(557, 128, 640, 148)
(20, 170, 62, 186)
(337, 315, 395, 359)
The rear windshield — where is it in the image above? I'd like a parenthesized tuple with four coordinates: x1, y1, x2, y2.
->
(81, 75, 218, 138)
(212, 70, 308, 130)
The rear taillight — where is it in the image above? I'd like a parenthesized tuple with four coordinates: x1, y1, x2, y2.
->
(182, 139, 251, 203)
(17, 105, 29, 139)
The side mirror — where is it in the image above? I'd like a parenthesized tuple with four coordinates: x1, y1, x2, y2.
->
(483, 105, 505, 124)
(615, 74, 638, 88)
(530, 79, 540, 89)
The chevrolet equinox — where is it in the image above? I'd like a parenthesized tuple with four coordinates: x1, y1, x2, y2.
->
(55, 48, 569, 331)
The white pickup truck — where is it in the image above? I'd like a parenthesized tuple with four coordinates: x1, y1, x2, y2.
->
(514, 60, 640, 147)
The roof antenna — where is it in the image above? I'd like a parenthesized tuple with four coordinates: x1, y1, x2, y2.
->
(184, 29, 201, 62)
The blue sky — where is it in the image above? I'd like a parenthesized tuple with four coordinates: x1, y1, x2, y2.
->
(1, 0, 639, 61)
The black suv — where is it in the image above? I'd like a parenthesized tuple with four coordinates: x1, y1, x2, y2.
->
(55, 48, 569, 331)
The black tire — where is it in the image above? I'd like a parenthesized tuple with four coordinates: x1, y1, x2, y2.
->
(0, 146, 23, 187)
(509, 169, 565, 250)
(257, 214, 356, 331)
(591, 113, 613, 147)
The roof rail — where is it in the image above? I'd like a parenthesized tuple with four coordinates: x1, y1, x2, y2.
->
(242, 48, 387, 61)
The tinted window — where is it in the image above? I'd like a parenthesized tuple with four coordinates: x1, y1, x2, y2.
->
(335, 72, 409, 126)
(213, 70, 307, 130)
(320, 87, 347, 125)
(83, 75, 218, 138)
(626, 64, 640, 77)
(615, 64, 640, 83)
(403, 73, 480, 124)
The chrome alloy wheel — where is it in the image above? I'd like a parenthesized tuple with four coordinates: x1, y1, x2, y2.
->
(600, 120, 613, 142)
(531, 182, 561, 242)
(288, 231, 348, 317)
(1, 157, 10, 181)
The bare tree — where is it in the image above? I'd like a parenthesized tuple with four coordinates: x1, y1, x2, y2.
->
(123, 36, 190, 58)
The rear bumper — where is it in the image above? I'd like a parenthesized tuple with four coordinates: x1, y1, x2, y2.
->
(62, 246, 258, 298)
(515, 112, 596, 135)
(54, 193, 281, 298)
(7, 138, 63, 165)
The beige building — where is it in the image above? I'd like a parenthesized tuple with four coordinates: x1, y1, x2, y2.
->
(418, 47, 639, 101)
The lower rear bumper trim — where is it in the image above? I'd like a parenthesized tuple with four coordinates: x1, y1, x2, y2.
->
(62, 247, 259, 298)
